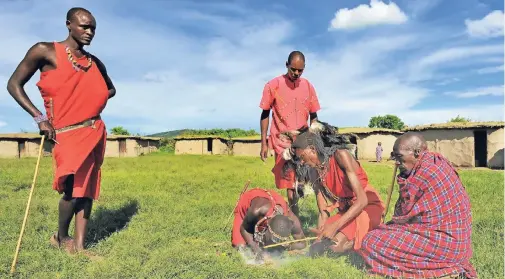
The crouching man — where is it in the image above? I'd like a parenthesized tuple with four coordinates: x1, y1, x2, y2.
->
(231, 188, 307, 261)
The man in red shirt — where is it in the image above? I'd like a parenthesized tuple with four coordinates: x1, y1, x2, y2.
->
(259, 51, 321, 216)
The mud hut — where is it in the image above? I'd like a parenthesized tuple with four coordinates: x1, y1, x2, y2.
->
(228, 136, 274, 157)
(0, 134, 161, 158)
(0, 133, 53, 158)
(106, 135, 161, 157)
(403, 121, 504, 168)
(339, 127, 403, 161)
(174, 136, 231, 155)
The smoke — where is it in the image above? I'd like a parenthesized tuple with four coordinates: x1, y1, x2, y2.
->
(237, 246, 308, 268)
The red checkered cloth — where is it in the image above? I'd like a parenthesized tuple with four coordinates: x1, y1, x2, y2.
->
(358, 151, 477, 279)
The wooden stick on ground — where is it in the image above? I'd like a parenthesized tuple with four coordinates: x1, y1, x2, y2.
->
(222, 180, 251, 231)
(382, 164, 398, 223)
(10, 135, 46, 275)
(263, 237, 318, 249)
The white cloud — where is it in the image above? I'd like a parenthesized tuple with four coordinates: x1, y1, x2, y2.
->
(476, 65, 504, 74)
(436, 78, 460, 86)
(417, 45, 503, 67)
(465, 10, 504, 38)
(444, 85, 504, 98)
(405, 0, 441, 18)
(329, 0, 408, 31)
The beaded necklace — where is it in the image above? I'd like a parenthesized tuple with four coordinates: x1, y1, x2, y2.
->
(65, 45, 92, 72)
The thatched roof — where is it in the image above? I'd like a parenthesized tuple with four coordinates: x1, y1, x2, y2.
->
(404, 121, 505, 131)
(0, 133, 161, 141)
(0, 133, 43, 139)
(174, 135, 228, 140)
(338, 127, 403, 135)
(107, 135, 161, 140)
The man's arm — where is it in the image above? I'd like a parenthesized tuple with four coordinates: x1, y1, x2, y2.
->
(310, 112, 318, 124)
(314, 183, 329, 229)
(287, 211, 306, 250)
(7, 42, 56, 140)
(240, 206, 262, 255)
(7, 43, 48, 118)
(260, 109, 270, 161)
(318, 150, 368, 240)
(308, 82, 320, 124)
(92, 55, 116, 99)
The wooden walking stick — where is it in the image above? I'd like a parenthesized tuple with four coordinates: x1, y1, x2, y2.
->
(10, 135, 46, 275)
(382, 164, 398, 223)
(263, 237, 318, 249)
(222, 180, 251, 231)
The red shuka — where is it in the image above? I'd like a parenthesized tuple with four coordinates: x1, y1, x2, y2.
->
(36, 42, 109, 200)
(320, 156, 385, 250)
(231, 188, 290, 247)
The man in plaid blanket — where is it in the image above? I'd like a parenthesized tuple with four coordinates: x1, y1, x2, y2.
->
(358, 132, 477, 279)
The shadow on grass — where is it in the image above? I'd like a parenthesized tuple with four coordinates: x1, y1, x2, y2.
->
(13, 184, 31, 192)
(85, 199, 139, 247)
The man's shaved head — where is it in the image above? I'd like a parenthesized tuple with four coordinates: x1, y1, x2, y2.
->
(66, 7, 92, 22)
(396, 132, 427, 152)
(287, 51, 305, 64)
(393, 132, 428, 176)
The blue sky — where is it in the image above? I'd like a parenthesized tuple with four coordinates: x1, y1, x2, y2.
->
(0, 0, 503, 135)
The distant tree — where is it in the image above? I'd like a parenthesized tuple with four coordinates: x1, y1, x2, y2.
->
(110, 126, 130, 135)
(368, 114, 405, 130)
(448, 115, 471, 123)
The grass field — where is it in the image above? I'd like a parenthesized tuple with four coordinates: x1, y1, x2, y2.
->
(0, 153, 503, 278)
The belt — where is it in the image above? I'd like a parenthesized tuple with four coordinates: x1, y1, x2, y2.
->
(55, 115, 101, 134)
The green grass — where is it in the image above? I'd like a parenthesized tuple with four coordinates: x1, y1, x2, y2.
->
(0, 154, 503, 278)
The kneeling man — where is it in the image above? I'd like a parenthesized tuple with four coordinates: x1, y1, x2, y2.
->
(358, 132, 477, 279)
(231, 188, 306, 260)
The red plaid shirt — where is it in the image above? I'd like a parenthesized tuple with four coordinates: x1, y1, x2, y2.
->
(358, 152, 477, 279)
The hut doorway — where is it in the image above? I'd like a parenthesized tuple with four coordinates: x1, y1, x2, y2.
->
(119, 139, 127, 157)
(207, 138, 213, 153)
(474, 130, 487, 167)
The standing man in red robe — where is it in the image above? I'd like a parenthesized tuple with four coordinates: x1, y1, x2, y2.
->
(6, 7, 115, 255)
(259, 51, 321, 217)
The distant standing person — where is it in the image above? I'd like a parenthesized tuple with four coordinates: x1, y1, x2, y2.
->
(376, 142, 383, 162)
(6, 7, 115, 255)
(259, 51, 321, 216)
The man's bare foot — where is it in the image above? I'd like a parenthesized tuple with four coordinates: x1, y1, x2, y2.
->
(50, 233, 76, 255)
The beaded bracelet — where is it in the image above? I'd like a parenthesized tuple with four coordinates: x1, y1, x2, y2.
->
(34, 114, 48, 124)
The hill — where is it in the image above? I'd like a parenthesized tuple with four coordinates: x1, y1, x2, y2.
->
(147, 129, 188, 138)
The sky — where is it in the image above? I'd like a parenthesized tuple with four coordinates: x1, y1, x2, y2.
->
(0, 0, 503, 135)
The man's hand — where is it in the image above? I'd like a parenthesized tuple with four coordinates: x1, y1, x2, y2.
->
(38, 120, 55, 141)
(260, 143, 269, 162)
(317, 213, 327, 230)
(310, 221, 338, 241)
